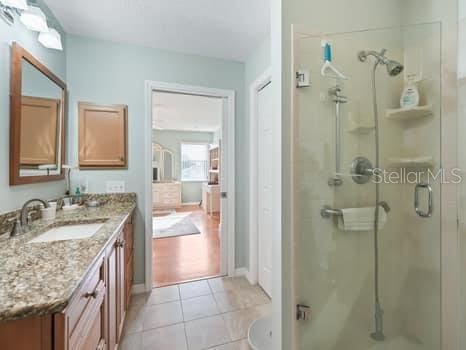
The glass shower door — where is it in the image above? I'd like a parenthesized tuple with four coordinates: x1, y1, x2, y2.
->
(292, 23, 441, 350)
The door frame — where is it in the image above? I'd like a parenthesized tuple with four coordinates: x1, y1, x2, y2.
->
(248, 68, 273, 286)
(144, 80, 236, 291)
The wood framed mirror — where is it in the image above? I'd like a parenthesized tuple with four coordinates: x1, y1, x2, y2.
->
(10, 42, 67, 185)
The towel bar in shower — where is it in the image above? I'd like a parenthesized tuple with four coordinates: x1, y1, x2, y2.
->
(320, 205, 343, 218)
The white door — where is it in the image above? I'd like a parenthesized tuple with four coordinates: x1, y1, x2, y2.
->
(257, 81, 273, 297)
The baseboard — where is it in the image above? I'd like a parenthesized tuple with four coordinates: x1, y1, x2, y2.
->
(235, 267, 249, 277)
(245, 271, 255, 285)
(182, 202, 201, 206)
(132, 283, 146, 295)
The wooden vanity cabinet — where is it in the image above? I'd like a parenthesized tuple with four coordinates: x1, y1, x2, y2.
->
(54, 256, 106, 350)
(0, 213, 135, 350)
(0, 315, 53, 350)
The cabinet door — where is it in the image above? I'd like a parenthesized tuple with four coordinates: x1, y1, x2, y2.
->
(116, 233, 126, 342)
(20, 96, 60, 166)
(107, 230, 127, 348)
(78, 103, 127, 169)
(107, 243, 118, 350)
(0, 316, 53, 350)
(124, 216, 134, 310)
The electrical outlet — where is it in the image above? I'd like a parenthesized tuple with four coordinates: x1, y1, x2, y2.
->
(106, 180, 125, 193)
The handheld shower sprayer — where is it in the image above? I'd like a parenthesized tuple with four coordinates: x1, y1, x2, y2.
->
(358, 49, 404, 76)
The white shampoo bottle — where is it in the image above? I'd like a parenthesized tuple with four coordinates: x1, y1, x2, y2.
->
(400, 74, 420, 108)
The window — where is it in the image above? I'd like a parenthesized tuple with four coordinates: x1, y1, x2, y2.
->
(181, 143, 209, 181)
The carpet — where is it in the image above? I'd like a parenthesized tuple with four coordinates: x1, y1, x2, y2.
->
(153, 212, 201, 238)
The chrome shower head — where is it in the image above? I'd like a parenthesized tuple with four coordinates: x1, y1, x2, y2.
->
(385, 59, 404, 76)
(358, 49, 404, 76)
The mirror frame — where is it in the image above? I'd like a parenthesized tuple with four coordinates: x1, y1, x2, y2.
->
(9, 42, 67, 185)
(152, 142, 175, 182)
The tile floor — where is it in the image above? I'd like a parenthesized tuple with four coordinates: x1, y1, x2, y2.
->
(120, 276, 271, 350)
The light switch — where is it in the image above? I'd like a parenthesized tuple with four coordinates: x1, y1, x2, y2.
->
(106, 180, 125, 193)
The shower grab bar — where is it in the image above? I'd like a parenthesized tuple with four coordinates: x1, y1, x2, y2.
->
(321, 202, 391, 219)
(320, 205, 343, 218)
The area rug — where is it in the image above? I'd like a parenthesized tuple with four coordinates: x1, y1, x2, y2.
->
(153, 212, 201, 238)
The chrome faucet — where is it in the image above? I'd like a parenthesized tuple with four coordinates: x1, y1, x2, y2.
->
(19, 198, 49, 228)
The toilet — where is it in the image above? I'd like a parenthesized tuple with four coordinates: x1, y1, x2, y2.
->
(248, 314, 273, 350)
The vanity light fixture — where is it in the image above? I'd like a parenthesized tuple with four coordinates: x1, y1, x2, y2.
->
(38, 28, 63, 50)
(0, 0, 28, 10)
(20, 5, 48, 32)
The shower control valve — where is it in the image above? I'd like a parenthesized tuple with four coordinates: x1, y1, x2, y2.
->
(296, 304, 311, 321)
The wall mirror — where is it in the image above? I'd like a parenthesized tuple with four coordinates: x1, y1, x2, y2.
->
(152, 143, 175, 182)
(10, 43, 67, 185)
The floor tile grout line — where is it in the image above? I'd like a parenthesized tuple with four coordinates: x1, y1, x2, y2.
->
(176, 301, 272, 326)
(204, 337, 249, 349)
(179, 287, 187, 322)
(182, 316, 190, 350)
(178, 292, 190, 350)
(142, 319, 185, 334)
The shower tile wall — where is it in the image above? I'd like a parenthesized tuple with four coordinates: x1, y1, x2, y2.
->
(293, 23, 441, 350)
(459, 11, 466, 350)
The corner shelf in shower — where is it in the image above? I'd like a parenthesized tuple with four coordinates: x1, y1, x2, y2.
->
(386, 156, 435, 169)
(346, 123, 375, 135)
(385, 104, 433, 121)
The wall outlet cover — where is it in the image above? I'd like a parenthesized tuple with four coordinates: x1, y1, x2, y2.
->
(106, 180, 125, 193)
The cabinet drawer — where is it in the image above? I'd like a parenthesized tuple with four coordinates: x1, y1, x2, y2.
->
(67, 258, 103, 337)
(69, 280, 105, 350)
(161, 197, 180, 205)
(159, 193, 179, 200)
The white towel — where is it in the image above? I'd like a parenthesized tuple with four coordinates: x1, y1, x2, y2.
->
(337, 207, 387, 231)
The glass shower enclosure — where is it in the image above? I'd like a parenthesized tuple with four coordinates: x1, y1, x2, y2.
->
(292, 23, 442, 350)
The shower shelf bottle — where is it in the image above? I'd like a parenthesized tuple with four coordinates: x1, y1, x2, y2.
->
(400, 74, 420, 109)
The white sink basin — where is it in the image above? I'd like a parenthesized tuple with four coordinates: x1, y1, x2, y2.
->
(29, 223, 104, 243)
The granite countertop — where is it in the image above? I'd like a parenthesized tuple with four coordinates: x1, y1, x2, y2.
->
(0, 194, 136, 322)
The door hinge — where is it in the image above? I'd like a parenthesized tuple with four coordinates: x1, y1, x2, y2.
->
(296, 69, 310, 88)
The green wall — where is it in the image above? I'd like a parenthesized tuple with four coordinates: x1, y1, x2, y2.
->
(242, 36, 271, 267)
(65, 34, 246, 283)
(153, 129, 214, 203)
(0, 1, 67, 212)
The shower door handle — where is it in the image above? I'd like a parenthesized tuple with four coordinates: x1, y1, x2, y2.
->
(414, 182, 433, 218)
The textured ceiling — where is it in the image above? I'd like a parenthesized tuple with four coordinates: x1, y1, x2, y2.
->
(43, 0, 270, 61)
(152, 91, 222, 132)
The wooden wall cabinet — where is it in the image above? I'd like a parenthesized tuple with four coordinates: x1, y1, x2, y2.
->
(20, 96, 61, 166)
(78, 103, 128, 169)
(0, 213, 135, 350)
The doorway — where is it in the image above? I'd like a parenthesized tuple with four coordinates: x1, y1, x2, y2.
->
(144, 82, 236, 290)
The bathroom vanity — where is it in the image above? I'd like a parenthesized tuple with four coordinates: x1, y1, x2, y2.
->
(0, 194, 136, 350)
